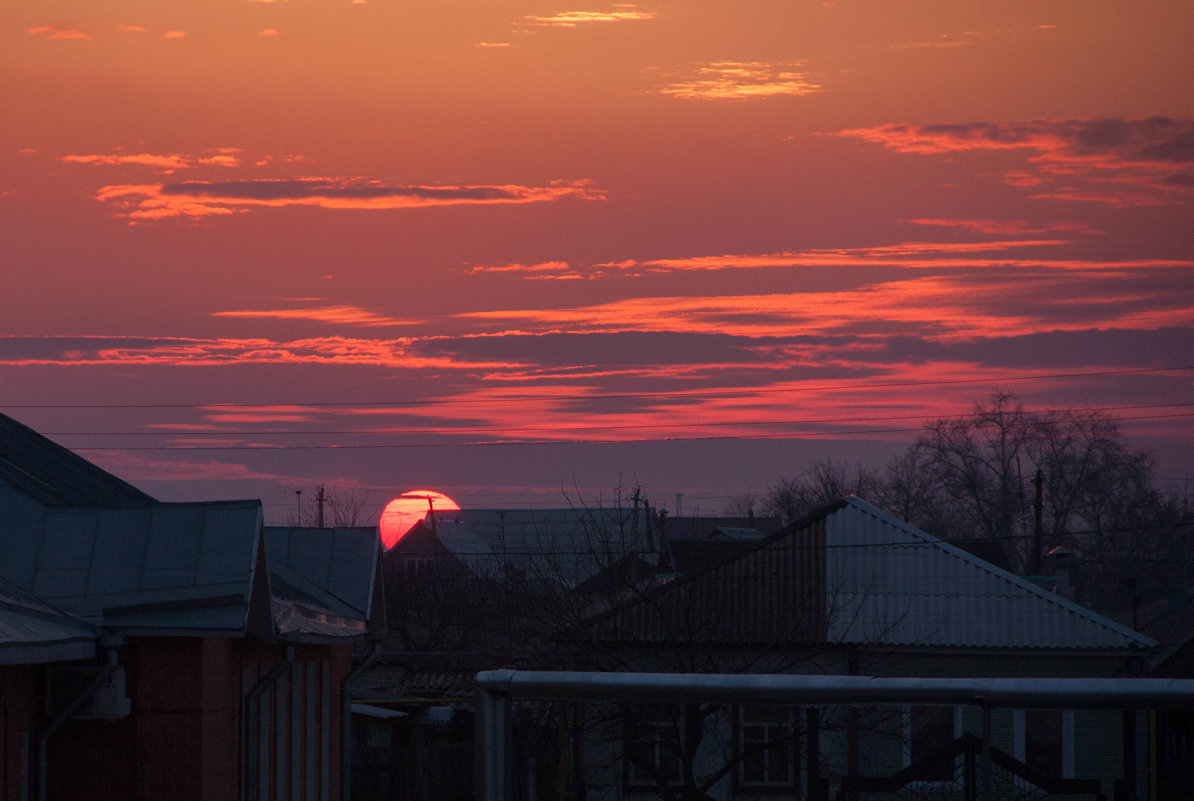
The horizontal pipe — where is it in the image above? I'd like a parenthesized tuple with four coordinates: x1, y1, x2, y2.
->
(476, 670, 1194, 710)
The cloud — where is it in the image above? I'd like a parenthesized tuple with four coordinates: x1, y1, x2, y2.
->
(0, 335, 524, 369)
(116, 25, 147, 33)
(477, 42, 512, 48)
(524, 6, 657, 27)
(835, 117, 1194, 203)
(60, 148, 245, 172)
(658, 62, 820, 100)
(467, 261, 573, 275)
(258, 29, 279, 37)
(212, 304, 418, 327)
(161, 30, 187, 39)
(28, 26, 92, 41)
(94, 178, 606, 220)
(906, 219, 1101, 236)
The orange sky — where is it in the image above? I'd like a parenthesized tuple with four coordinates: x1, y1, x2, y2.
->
(3, 1, 1192, 519)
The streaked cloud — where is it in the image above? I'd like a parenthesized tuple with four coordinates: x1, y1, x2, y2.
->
(906, 219, 1101, 236)
(93, 178, 606, 221)
(468, 261, 573, 276)
(836, 117, 1194, 203)
(115, 25, 147, 34)
(28, 26, 92, 41)
(161, 30, 187, 39)
(524, 6, 657, 27)
(258, 28, 279, 37)
(212, 304, 419, 327)
(658, 62, 820, 100)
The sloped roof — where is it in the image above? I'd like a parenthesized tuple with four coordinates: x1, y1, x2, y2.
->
(825, 498, 1155, 650)
(0, 412, 155, 507)
(0, 500, 265, 635)
(0, 577, 98, 665)
(265, 526, 381, 641)
(425, 507, 657, 586)
(585, 497, 1155, 652)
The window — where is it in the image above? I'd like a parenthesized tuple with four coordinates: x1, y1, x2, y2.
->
(1025, 710, 1063, 777)
(907, 706, 957, 781)
(405, 557, 437, 581)
(737, 705, 797, 790)
(625, 710, 682, 787)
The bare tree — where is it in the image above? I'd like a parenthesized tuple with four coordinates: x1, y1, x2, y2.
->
(286, 483, 372, 527)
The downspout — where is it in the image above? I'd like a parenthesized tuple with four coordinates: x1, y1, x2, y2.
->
(37, 635, 124, 801)
(341, 642, 382, 801)
(242, 646, 295, 801)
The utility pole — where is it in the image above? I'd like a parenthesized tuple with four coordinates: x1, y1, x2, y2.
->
(317, 485, 325, 528)
(1030, 469, 1044, 575)
(296, 490, 302, 525)
(427, 495, 437, 536)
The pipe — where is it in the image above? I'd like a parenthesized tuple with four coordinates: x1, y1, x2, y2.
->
(37, 642, 123, 801)
(341, 642, 382, 801)
(476, 670, 1194, 709)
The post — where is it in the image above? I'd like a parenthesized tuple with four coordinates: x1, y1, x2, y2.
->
(317, 485, 325, 528)
(476, 685, 509, 801)
(981, 703, 992, 801)
(1031, 469, 1043, 575)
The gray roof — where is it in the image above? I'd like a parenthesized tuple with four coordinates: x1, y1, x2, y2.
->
(586, 497, 1155, 653)
(0, 578, 98, 665)
(0, 412, 155, 507)
(265, 526, 381, 641)
(426, 507, 657, 586)
(0, 500, 264, 635)
(823, 498, 1156, 650)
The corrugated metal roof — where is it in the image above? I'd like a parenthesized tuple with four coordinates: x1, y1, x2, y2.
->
(0, 412, 155, 507)
(0, 578, 98, 664)
(0, 500, 263, 634)
(825, 498, 1155, 650)
(426, 507, 657, 586)
(585, 497, 1155, 652)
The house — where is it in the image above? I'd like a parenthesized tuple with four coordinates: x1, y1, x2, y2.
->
(568, 497, 1158, 801)
(0, 411, 383, 801)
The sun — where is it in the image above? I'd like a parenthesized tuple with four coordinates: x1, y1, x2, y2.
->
(379, 489, 460, 549)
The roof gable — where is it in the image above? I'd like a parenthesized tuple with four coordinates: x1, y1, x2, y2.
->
(0, 412, 154, 507)
(0, 500, 264, 635)
(584, 497, 1155, 653)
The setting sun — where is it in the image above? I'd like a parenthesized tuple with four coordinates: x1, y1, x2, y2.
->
(379, 490, 460, 549)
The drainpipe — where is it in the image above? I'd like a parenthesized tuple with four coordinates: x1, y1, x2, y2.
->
(242, 646, 295, 801)
(37, 635, 125, 801)
(341, 642, 382, 801)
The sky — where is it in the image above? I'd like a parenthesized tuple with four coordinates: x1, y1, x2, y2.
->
(3, 0, 1192, 524)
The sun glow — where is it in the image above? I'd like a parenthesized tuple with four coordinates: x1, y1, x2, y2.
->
(379, 490, 460, 549)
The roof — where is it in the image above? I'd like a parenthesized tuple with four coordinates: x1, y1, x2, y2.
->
(265, 526, 382, 641)
(416, 506, 657, 587)
(0, 412, 155, 507)
(823, 498, 1155, 650)
(0, 500, 265, 635)
(585, 497, 1155, 652)
(0, 577, 98, 665)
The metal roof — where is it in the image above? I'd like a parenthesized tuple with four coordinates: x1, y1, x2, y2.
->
(264, 526, 381, 641)
(825, 498, 1156, 650)
(0, 578, 98, 664)
(585, 497, 1155, 652)
(425, 507, 657, 586)
(0, 412, 155, 507)
(0, 500, 264, 634)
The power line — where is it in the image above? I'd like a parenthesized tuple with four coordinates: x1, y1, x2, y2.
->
(4, 365, 1192, 411)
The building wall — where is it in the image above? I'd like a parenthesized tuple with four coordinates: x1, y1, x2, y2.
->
(45, 636, 352, 801)
(1, 665, 38, 801)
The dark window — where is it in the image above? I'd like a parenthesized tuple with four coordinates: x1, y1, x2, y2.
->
(626, 710, 683, 787)
(910, 706, 955, 781)
(737, 705, 798, 790)
(1025, 710, 1063, 777)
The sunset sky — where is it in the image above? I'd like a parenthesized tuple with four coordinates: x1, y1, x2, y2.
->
(3, 0, 1192, 522)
